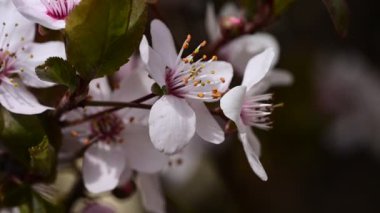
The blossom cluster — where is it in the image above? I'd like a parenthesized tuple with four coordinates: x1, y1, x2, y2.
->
(0, 0, 292, 212)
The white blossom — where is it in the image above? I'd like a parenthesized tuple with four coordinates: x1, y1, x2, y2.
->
(139, 19, 233, 154)
(220, 49, 276, 181)
(0, 0, 65, 114)
(12, 0, 80, 30)
(62, 59, 168, 194)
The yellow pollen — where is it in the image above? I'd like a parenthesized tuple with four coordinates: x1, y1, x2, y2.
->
(206, 80, 211, 84)
(201, 82, 206, 86)
(212, 89, 222, 99)
(211, 55, 218, 61)
(200, 40, 207, 47)
(182, 77, 189, 84)
(83, 138, 91, 145)
(70, 130, 79, 137)
(197, 93, 205, 98)
(193, 80, 200, 86)
(220, 77, 225, 83)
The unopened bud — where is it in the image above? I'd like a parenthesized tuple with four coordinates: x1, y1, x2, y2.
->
(220, 16, 245, 38)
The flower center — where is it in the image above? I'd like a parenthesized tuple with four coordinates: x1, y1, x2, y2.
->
(41, 0, 78, 20)
(164, 35, 225, 100)
(240, 94, 274, 130)
(90, 113, 125, 144)
(0, 22, 28, 85)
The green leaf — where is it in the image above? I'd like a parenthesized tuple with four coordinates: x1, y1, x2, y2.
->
(274, 0, 295, 17)
(35, 57, 79, 91)
(28, 136, 56, 178)
(240, 0, 258, 18)
(0, 183, 31, 207)
(65, 0, 147, 79)
(322, 0, 349, 37)
(29, 192, 62, 213)
(0, 109, 46, 165)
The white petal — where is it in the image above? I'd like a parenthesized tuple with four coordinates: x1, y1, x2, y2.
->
(220, 86, 246, 123)
(123, 125, 168, 173)
(83, 143, 127, 193)
(17, 41, 66, 88)
(202, 61, 233, 93)
(267, 69, 294, 87)
(188, 100, 224, 144)
(249, 69, 294, 95)
(149, 95, 196, 154)
(89, 77, 112, 101)
(1, 0, 35, 47)
(139, 36, 166, 86)
(112, 58, 154, 102)
(219, 33, 279, 75)
(240, 135, 268, 181)
(150, 19, 177, 68)
(219, 2, 241, 17)
(205, 3, 222, 42)
(118, 166, 133, 187)
(184, 61, 233, 102)
(242, 48, 275, 91)
(136, 173, 165, 213)
(239, 127, 262, 157)
(12, 0, 66, 30)
(0, 82, 51, 114)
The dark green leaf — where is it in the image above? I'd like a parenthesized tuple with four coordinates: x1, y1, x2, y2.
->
(28, 136, 56, 178)
(0, 109, 46, 165)
(35, 57, 79, 91)
(240, 0, 258, 19)
(322, 0, 349, 37)
(0, 182, 31, 207)
(65, 0, 147, 79)
(274, 0, 295, 17)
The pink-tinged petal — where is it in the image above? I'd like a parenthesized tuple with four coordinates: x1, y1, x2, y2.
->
(12, 0, 66, 30)
(220, 86, 246, 123)
(242, 48, 275, 91)
(219, 33, 279, 75)
(240, 137, 268, 181)
(205, 3, 222, 42)
(183, 61, 233, 102)
(88, 77, 112, 101)
(17, 41, 66, 88)
(83, 143, 127, 193)
(123, 125, 168, 173)
(136, 173, 165, 213)
(150, 19, 177, 68)
(139, 36, 166, 86)
(149, 95, 196, 154)
(0, 83, 52, 115)
(188, 100, 224, 144)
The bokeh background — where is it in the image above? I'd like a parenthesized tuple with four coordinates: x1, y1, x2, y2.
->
(154, 0, 380, 212)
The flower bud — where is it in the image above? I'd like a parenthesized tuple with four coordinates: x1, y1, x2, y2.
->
(220, 16, 245, 38)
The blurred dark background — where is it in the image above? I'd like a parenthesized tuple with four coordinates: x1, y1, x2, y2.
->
(157, 0, 380, 212)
